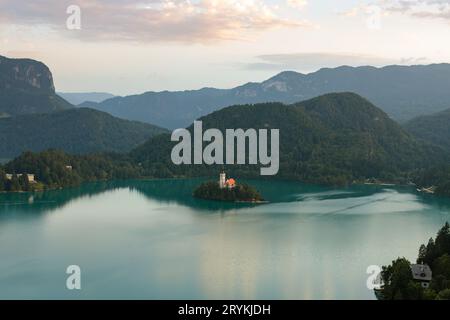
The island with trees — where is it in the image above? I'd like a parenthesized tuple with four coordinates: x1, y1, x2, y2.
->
(193, 172, 265, 203)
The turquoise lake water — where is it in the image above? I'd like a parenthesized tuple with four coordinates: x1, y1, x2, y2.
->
(1, 178, 450, 299)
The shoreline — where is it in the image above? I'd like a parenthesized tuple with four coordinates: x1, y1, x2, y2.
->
(1, 176, 445, 199)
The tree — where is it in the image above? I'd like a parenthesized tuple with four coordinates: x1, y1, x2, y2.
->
(379, 222, 450, 300)
(193, 181, 263, 202)
(380, 258, 422, 300)
(423, 288, 437, 300)
(418, 244, 427, 264)
(436, 288, 450, 300)
(18, 174, 30, 191)
(432, 254, 450, 279)
(0, 168, 6, 191)
(435, 222, 450, 257)
(6, 174, 21, 192)
(424, 238, 437, 266)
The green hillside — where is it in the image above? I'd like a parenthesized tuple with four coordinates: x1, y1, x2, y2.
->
(0, 108, 167, 158)
(404, 108, 450, 152)
(0, 150, 141, 191)
(131, 93, 446, 185)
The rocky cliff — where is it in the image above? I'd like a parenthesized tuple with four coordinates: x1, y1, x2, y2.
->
(0, 55, 72, 116)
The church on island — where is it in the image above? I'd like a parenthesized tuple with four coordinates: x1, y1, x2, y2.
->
(194, 171, 263, 202)
(219, 171, 236, 189)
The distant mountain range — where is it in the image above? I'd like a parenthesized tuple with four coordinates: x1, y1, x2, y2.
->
(81, 64, 450, 129)
(0, 55, 72, 117)
(404, 108, 450, 152)
(131, 92, 446, 184)
(3, 53, 450, 182)
(57, 92, 116, 105)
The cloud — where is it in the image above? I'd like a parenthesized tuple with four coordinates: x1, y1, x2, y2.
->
(342, 1, 450, 22)
(0, 0, 311, 43)
(387, 0, 450, 20)
(287, 0, 308, 10)
(244, 52, 402, 72)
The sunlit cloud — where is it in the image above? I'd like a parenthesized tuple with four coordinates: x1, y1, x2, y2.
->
(341, 0, 450, 22)
(0, 0, 312, 43)
(287, 0, 308, 10)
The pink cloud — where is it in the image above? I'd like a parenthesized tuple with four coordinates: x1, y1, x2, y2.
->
(0, 0, 311, 43)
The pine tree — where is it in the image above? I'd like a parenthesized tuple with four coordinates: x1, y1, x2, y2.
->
(418, 244, 427, 264)
(424, 238, 437, 265)
(435, 222, 450, 257)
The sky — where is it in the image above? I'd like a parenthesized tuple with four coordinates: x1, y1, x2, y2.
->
(1, 0, 450, 95)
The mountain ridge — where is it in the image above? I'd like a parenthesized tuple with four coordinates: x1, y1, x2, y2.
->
(57, 92, 116, 105)
(81, 63, 450, 129)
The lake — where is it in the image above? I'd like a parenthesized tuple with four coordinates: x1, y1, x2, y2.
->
(1, 178, 450, 300)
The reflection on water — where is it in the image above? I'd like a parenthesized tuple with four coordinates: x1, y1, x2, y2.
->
(0, 179, 450, 299)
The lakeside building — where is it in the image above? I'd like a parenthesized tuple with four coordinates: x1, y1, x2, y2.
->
(410, 264, 432, 288)
(5, 173, 36, 183)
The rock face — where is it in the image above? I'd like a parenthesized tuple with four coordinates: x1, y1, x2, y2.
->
(0, 55, 72, 116)
(0, 56, 55, 92)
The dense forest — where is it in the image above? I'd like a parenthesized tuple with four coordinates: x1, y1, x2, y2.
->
(379, 222, 450, 300)
(405, 108, 450, 152)
(131, 93, 448, 186)
(404, 108, 450, 195)
(413, 165, 450, 197)
(0, 108, 167, 158)
(193, 181, 263, 202)
(0, 150, 141, 192)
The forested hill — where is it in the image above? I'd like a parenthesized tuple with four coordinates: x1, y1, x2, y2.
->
(0, 55, 72, 116)
(404, 108, 450, 152)
(131, 92, 447, 185)
(0, 108, 168, 158)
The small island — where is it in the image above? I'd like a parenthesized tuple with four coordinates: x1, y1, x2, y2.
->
(193, 171, 265, 203)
